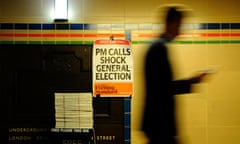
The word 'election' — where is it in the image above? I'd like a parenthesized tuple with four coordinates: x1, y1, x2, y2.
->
(95, 48, 131, 80)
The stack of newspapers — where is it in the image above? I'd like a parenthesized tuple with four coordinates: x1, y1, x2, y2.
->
(54, 92, 93, 129)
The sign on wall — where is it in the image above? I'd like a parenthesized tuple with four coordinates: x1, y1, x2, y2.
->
(93, 39, 133, 97)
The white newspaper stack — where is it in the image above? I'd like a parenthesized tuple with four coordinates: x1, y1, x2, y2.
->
(54, 92, 93, 129)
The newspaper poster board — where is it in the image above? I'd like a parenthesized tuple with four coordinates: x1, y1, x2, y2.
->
(92, 39, 133, 97)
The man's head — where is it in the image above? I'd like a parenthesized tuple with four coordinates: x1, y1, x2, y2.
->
(164, 7, 184, 40)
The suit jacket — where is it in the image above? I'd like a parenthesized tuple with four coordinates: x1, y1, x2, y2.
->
(142, 34, 192, 137)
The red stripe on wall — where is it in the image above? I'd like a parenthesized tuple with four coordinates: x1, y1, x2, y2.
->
(42, 34, 55, 37)
(15, 34, 28, 37)
(29, 34, 42, 37)
(0, 34, 14, 37)
(200, 33, 240, 37)
(70, 34, 84, 37)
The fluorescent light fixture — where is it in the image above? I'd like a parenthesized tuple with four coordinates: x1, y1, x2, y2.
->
(54, 0, 68, 21)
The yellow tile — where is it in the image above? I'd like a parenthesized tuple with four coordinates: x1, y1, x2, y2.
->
(208, 71, 240, 100)
(176, 97, 207, 126)
(178, 126, 207, 144)
(208, 99, 240, 125)
(208, 126, 240, 144)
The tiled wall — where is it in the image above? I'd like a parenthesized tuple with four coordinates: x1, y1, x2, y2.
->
(1, 23, 240, 44)
(1, 0, 240, 144)
(1, 22, 240, 144)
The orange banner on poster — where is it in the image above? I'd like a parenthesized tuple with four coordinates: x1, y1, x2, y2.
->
(94, 82, 133, 97)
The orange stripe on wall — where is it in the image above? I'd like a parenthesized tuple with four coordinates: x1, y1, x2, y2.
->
(0, 33, 239, 38)
(70, 34, 84, 37)
(29, 34, 42, 37)
(15, 34, 28, 37)
(42, 34, 55, 37)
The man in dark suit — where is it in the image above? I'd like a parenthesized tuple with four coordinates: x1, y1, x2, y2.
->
(142, 6, 206, 144)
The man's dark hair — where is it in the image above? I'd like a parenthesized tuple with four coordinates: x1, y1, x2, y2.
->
(165, 7, 183, 24)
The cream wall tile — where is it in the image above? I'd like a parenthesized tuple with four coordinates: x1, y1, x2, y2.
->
(176, 97, 207, 126)
(68, 0, 84, 19)
(124, 17, 154, 24)
(82, 0, 125, 17)
(0, 0, 43, 17)
(208, 71, 240, 100)
(208, 45, 240, 71)
(131, 44, 148, 130)
(207, 0, 240, 18)
(131, 130, 148, 144)
(131, 70, 145, 130)
(208, 99, 240, 125)
(168, 44, 208, 79)
(0, 0, 54, 22)
(208, 126, 240, 144)
(81, 17, 125, 24)
(125, 0, 158, 17)
(178, 126, 207, 144)
(131, 44, 149, 73)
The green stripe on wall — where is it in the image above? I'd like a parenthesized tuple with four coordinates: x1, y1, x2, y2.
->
(193, 41, 207, 44)
(42, 41, 56, 44)
(14, 41, 28, 44)
(55, 41, 70, 45)
(28, 41, 42, 44)
(0, 41, 14, 44)
(173, 41, 193, 44)
(230, 40, 240, 44)
(70, 41, 83, 45)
